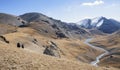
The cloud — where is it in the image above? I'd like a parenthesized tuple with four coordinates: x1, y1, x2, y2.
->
(81, 0, 104, 6)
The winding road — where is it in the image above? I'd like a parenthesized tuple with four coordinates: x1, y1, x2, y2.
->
(84, 38, 109, 66)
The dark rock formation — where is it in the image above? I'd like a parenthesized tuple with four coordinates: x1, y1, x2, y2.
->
(0, 36, 9, 43)
(32, 38, 38, 44)
(56, 31, 67, 38)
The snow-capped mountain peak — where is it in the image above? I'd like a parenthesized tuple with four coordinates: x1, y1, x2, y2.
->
(92, 16, 104, 23)
(91, 16, 105, 27)
(77, 16, 120, 33)
(77, 16, 106, 28)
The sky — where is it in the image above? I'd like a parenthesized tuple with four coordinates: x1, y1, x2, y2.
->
(0, 0, 120, 22)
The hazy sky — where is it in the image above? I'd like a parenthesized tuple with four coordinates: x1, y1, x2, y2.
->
(0, 0, 120, 22)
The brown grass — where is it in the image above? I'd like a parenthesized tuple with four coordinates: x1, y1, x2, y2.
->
(90, 34, 120, 68)
(0, 40, 119, 70)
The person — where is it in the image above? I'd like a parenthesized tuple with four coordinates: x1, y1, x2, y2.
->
(22, 44, 24, 48)
(110, 55, 113, 58)
(17, 43, 20, 48)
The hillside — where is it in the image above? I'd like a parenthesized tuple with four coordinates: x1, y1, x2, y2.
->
(0, 41, 119, 70)
(90, 31, 120, 68)
(0, 13, 27, 26)
(0, 26, 102, 63)
(0, 24, 17, 35)
(0, 26, 118, 70)
(0, 12, 119, 70)
(0, 13, 98, 63)
(20, 12, 91, 39)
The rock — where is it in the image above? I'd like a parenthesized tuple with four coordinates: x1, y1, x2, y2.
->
(32, 38, 38, 44)
(56, 31, 67, 38)
(43, 41, 60, 57)
(0, 36, 9, 44)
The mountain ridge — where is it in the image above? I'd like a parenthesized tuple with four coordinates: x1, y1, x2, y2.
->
(77, 16, 120, 33)
(19, 12, 91, 39)
(0, 13, 27, 26)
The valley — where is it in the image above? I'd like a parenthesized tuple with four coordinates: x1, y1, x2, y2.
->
(0, 12, 119, 70)
(85, 38, 109, 66)
(90, 32, 120, 68)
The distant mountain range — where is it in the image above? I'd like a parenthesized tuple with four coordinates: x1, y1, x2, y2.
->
(0, 12, 91, 39)
(0, 12, 120, 36)
(77, 16, 120, 33)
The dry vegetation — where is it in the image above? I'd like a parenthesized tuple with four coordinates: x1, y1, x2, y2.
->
(0, 40, 119, 70)
(0, 13, 119, 70)
(0, 26, 116, 70)
(90, 32, 120, 68)
(2, 27, 102, 63)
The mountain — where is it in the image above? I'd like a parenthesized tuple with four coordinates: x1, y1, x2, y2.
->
(77, 17, 120, 33)
(0, 12, 96, 62)
(0, 12, 107, 69)
(77, 19, 92, 29)
(0, 13, 27, 26)
(20, 12, 91, 39)
(0, 12, 103, 65)
(0, 13, 29, 35)
(0, 12, 119, 69)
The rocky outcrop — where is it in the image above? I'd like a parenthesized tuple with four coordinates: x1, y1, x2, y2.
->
(43, 41, 61, 57)
(56, 31, 67, 38)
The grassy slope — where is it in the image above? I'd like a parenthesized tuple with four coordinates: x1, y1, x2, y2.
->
(0, 24, 17, 35)
(90, 34, 120, 68)
(3, 27, 103, 63)
(0, 25, 116, 69)
(0, 40, 119, 70)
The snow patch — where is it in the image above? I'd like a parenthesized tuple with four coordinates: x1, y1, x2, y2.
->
(96, 19, 104, 27)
